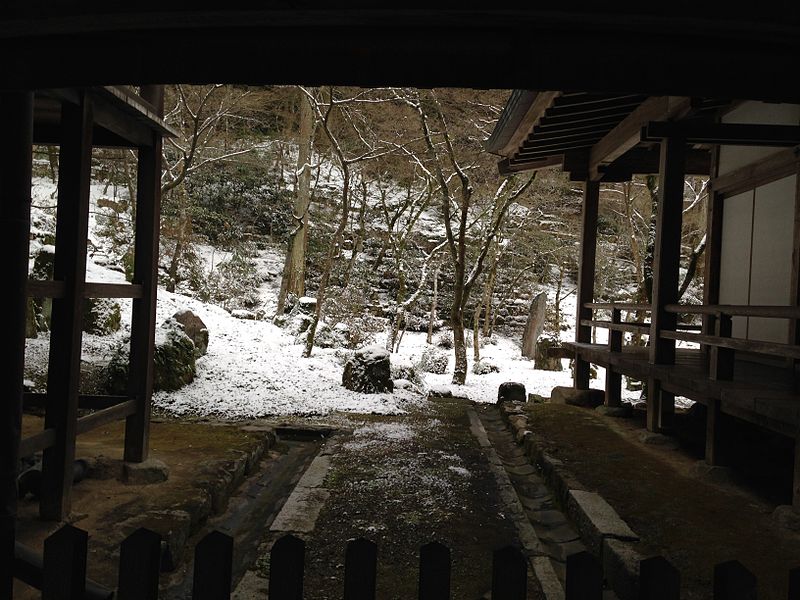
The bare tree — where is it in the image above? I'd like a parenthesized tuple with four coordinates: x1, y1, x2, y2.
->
(277, 87, 318, 314)
(406, 90, 535, 384)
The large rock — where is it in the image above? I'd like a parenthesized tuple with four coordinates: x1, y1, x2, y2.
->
(122, 458, 170, 484)
(497, 381, 526, 403)
(105, 318, 197, 394)
(342, 345, 393, 393)
(521, 292, 547, 359)
(550, 386, 604, 408)
(173, 309, 209, 356)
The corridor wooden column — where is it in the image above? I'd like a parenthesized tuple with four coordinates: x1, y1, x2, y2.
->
(647, 136, 685, 431)
(0, 91, 34, 597)
(124, 85, 164, 463)
(574, 180, 599, 389)
(40, 94, 94, 520)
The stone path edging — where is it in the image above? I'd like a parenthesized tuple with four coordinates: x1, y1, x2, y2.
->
(467, 407, 565, 600)
(498, 402, 645, 600)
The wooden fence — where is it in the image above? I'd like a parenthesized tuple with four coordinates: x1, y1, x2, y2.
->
(12, 523, 800, 599)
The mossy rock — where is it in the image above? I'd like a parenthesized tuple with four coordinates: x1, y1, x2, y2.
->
(104, 319, 197, 394)
(83, 298, 122, 335)
(534, 336, 563, 371)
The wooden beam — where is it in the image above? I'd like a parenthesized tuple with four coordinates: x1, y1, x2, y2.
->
(575, 180, 599, 389)
(649, 136, 686, 366)
(545, 95, 645, 119)
(712, 147, 799, 197)
(40, 94, 93, 521)
(498, 155, 562, 176)
(19, 429, 57, 458)
(124, 85, 164, 464)
(643, 121, 800, 146)
(538, 110, 631, 130)
(77, 400, 137, 435)
(84, 282, 144, 299)
(589, 97, 691, 180)
(598, 148, 711, 178)
(0, 91, 33, 598)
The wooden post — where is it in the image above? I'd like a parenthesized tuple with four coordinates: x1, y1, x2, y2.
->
(192, 531, 233, 600)
(605, 308, 622, 407)
(118, 528, 162, 600)
(565, 551, 602, 600)
(575, 180, 600, 389)
(706, 397, 725, 466)
(649, 136, 686, 365)
(788, 566, 800, 599)
(638, 556, 680, 600)
(702, 147, 722, 341)
(418, 541, 450, 600)
(0, 91, 34, 599)
(124, 85, 164, 463)
(793, 439, 800, 509)
(42, 525, 88, 600)
(343, 538, 377, 600)
(709, 313, 734, 381)
(713, 560, 756, 600)
(491, 546, 527, 600)
(269, 534, 305, 600)
(40, 94, 94, 520)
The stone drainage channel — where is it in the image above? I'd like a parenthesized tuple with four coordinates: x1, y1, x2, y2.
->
(162, 426, 330, 600)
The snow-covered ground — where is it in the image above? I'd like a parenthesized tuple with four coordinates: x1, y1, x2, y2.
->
(25, 173, 644, 420)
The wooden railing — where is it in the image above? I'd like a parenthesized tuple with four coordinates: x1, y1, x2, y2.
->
(579, 302, 800, 382)
(665, 304, 800, 380)
(12, 523, 800, 599)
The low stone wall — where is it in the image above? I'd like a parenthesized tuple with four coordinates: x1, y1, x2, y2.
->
(497, 402, 646, 600)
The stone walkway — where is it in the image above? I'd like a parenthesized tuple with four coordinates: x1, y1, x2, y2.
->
(235, 397, 560, 599)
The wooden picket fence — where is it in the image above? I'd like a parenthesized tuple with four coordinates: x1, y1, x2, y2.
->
(13, 523, 800, 599)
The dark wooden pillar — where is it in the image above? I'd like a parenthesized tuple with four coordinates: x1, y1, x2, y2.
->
(702, 148, 722, 340)
(649, 136, 686, 365)
(575, 180, 599, 389)
(40, 94, 94, 520)
(646, 137, 685, 433)
(605, 308, 622, 407)
(0, 91, 34, 598)
(124, 86, 164, 463)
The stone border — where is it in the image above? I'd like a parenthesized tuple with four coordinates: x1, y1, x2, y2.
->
(498, 402, 645, 600)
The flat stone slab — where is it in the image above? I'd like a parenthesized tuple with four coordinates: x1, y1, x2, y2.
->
(270, 487, 330, 533)
(639, 431, 680, 449)
(551, 386, 604, 408)
(567, 489, 639, 555)
(122, 458, 169, 484)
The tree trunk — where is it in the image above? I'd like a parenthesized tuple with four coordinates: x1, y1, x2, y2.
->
(277, 89, 316, 315)
(304, 165, 350, 357)
(427, 266, 439, 344)
(451, 306, 467, 385)
(473, 306, 481, 362)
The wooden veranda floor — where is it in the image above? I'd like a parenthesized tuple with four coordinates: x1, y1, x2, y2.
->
(565, 342, 800, 437)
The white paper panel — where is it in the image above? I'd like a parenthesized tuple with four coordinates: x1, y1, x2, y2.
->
(748, 175, 797, 343)
(718, 190, 754, 339)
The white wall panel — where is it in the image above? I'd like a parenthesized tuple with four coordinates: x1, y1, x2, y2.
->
(718, 102, 800, 176)
(718, 190, 754, 339)
(748, 175, 796, 343)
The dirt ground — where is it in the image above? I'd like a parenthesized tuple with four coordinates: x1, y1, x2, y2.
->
(14, 415, 279, 597)
(524, 403, 800, 600)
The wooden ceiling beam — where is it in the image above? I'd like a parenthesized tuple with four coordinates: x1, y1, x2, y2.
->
(598, 148, 711, 179)
(588, 96, 692, 180)
(517, 135, 606, 157)
(525, 122, 617, 142)
(496, 91, 560, 156)
(538, 113, 627, 130)
(499, 155, 563, 175)
(545, 96, 646, 119)
(642, 121, 800, 146)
